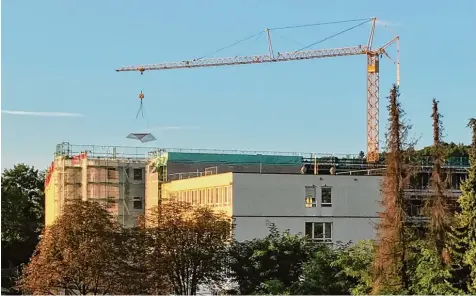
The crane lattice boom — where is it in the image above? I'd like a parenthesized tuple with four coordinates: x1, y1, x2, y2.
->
(116, 18, 400, 163)
(116, 46, 368, 72)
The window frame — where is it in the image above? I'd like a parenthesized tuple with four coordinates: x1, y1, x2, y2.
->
(321, 186, 332, 207)
(304, 222, 332, 242)
(133, 196, 143, 210)
(107, 168, 117, 180)
(305, 186, 317, 208)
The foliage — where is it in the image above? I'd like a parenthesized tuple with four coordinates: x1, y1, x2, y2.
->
(1, 164, 45, 292)
(114, 227, 171, 295)
(228, 223, 315, 295)
(16, 201, 124, 295)
(372, 85, 415, 294)
(1, 164, 45, 267)
(410, 239, 462, 295)
(415, 142, 470, 159)
(332, 240, 375, 295)
(145, 200, 232, 295)
(298, 242, 355, 295)
(448, 118, 476, 293)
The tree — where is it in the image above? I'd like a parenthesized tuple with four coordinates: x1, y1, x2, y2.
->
(298, 242, 354, 295)
(448, 118, 476, 293)
(410, 99, 461, 295)
(16, 201, 124, 295)
(1, 164, 45, 267)
(425, 99, 451, 261)
(372, 85, 414, 294)
(331, 240, 375, 295)
(228, 223, 315, 295)
(410, 242, 462, 295)
(146, 201, 232, 295)
(113, 226, 171, 295)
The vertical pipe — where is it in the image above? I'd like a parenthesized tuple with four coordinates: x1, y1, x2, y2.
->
(313, 153, 317, 175)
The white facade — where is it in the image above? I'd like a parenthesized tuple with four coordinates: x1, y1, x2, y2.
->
(232, 173, 382, 243)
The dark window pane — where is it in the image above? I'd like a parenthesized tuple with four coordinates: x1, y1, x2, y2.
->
(325, 223, 332, 239)
(305, 222, 313, 237)
(314, 223, 324, 239)
(321, 187, 332, 204)
(133, 168, 143, 181)
(133, 196, 143, 209)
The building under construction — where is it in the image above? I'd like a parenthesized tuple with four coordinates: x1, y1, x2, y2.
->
(45, 143, 152, 228)
(45, 142, 470, 229)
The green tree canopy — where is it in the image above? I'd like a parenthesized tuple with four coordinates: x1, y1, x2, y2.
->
(228, 223, 315, 295)
(1, 164, 45, 271)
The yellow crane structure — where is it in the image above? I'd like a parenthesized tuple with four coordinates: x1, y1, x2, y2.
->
(116, 17, 400, 163)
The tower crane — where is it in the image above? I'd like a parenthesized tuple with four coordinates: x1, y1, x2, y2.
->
(116, 18, 400, 163)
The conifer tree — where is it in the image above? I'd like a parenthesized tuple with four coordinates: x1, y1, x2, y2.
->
(410, 100, 461, 295)
(449, 118, 476, 293)
(426, 99, 451, 261)
(372, 85, 413, 294)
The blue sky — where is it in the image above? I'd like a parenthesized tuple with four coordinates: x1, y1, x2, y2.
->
(2, 0, 475, 170)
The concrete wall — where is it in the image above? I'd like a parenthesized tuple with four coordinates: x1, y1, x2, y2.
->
(232, 173, 382, 243)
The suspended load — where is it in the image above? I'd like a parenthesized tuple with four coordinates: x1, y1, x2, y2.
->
(136, 91, 145, 118)
(126, 133, 156, 143)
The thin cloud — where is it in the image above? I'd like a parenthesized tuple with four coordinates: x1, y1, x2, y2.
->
(146, 125, 200, 131)
(1, 110, 84, 117)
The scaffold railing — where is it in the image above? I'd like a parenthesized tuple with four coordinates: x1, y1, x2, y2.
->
(55, 142, 361, 160)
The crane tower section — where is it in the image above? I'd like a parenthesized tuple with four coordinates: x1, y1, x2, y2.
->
(116, 18, 400, 163)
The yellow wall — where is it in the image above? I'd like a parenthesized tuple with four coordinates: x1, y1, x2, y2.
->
(44, 170, 58, 227)
(145, 163, 160, 217)
(158, 172, 234, 217)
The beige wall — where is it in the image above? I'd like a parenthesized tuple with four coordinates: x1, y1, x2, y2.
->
(150, 172, 234, 217)
(145, 163, 160, 218)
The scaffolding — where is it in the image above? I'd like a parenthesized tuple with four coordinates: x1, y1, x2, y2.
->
(46, 143, 151, 228)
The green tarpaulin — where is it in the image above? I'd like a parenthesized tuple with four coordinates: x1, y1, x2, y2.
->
(159, 152, 303, 166)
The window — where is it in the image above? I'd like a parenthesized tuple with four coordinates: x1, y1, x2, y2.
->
(133, 168, 143, 181)
(305, 222, 332, 242)
(321, 187, 332, 207)
(305, 186, 316, 208)
(192, 190, 198, 204)
(228, 186, 232, 204)
(223, 186, 228, 204)
(206, 188, 211, 205)
(107, 168, 116, 179)
(218, 187, 223, 205)
(133, 196, 143, 210)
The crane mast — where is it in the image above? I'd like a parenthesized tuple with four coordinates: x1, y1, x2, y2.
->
(116, 18, 400, 163)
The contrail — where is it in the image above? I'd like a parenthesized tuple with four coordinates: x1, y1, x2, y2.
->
(1, 110, 84, 117)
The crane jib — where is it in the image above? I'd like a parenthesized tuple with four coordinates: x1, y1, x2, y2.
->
(115, 45, 369, 72)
